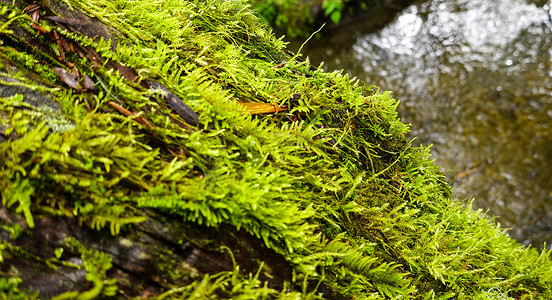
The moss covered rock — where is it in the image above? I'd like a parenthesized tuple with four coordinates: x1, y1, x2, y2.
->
(0, 0, 551, 299)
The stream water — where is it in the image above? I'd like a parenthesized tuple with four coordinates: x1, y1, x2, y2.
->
(297, 0, 552, 247)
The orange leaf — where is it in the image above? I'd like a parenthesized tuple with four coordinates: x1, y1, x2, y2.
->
(236, 102, 288, 115)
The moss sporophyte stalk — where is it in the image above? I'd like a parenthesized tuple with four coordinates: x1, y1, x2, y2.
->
(0, 0, 551, 299)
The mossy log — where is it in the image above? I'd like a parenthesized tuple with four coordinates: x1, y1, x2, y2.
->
(1, 0, 552, 299)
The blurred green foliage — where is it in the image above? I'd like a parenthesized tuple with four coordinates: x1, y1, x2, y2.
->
(249, 0, 384, 37)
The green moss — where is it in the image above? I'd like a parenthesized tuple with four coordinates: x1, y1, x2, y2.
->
(1, 0, 552, 299)
(52, 238, 118, 299)
(0, 276, 38, 300)
(0, 47, 59, 85)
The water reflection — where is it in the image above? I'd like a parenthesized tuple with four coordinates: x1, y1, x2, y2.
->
(301, 0, 552, 247)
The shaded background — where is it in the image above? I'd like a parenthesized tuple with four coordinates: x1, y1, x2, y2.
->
(294, 0, 552, 248)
